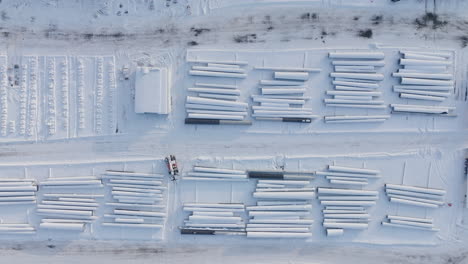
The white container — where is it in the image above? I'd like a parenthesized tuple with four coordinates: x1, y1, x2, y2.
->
(274, 72, 309, 81)
(329, 52, 384, 59)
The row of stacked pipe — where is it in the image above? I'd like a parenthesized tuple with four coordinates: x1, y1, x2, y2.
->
(390, 51, 456, 116)
(180, 164, 444, 238)
(324, 51, 390, 123)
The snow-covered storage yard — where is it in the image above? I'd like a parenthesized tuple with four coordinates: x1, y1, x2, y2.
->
(0, 0, 467, 263)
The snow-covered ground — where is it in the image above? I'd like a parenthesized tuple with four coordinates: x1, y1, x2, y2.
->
(0, 0, 466, 263)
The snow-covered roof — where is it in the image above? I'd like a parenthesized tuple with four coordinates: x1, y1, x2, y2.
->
(134, 67, 171, 114)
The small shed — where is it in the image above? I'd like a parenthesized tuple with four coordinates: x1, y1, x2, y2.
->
(134, 67, 171, 114)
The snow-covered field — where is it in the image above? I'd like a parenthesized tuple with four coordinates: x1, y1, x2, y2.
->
(0, 0, 467, 263)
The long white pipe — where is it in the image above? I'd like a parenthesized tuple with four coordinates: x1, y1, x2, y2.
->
(385, 189, 442, 200)
(324, 115, 389, 121)
(102, 223, 163, 228)
(114, 218, 145, 224)
(323, 222, 368, 229)
(186, 96, 247, 108)
(114, 209, 166, 217)
(329, 52, 384, 59)
(40, 180, 101, 186)
(324, 219, 369, 223)
(192, 66, 245, 73)
(403, 52, 447, 61)
(195, 82, 237, 89)
(381, 222, 439, 232)
(249, 219, 314, 224)
(247, 232, 311, 238)
(185, 223, 244, 228)
(256, 201, 308, 206)
(255, 66, 320, 72)
(0, 196, 36, 201)
(188, 59, 248, 65)
(193, 167, 245, 175)
(187, 113, 244, 120)
(320, 201, 376, 206)
(257, 180, 310, 185)
(389, 197, 438, 208)
(252, 97, 305, 105)
(387, 194, 443, 205)
(392, 106, 451, 114)
(184, 203, 244, 209)
(335, 65, 375, 70)
(185, 104, 246, 111)
(186, 172, 247, 179)
(252, 106, 310, 111)
(253, 192, 314, 200)
(41, 218, 94, 223)
(330, 72, 384, 81)
(37, 208, 93, 216)
(109, 179, 162, 185)
(46, 176, 98, 181)
(113, 195, 162, 201)
(188, 215, 242, 223)
(105, 171, 163, 178)
(330, 180, 367, 186)
(393, 72, 452, 80)
(323, 214, 370, 219)
(317, 171, 380, 178)
(318, 195, 377, 201)
(42, 200, 99, 207)
(400, 93, 445, 101)
(332, 80, 379, 89)
(334, 86, 375, 91)
(44, 194, 104, 198)
(255, 188, 315, 192)
(328, 165, 379, 175)
(394, 88, 450, 97)
(261, 102, 290, 107)
(385, 184, 445, 195)
(400, 58, 451, 66)
(332, 60, 385, 66)
(323, 209, 367, 214)
(253, 110, 314, 115)
(325, 206, 364, 210)
(188, 88, 240, 95)
(326, 119, 387, 124)
(40, 222, 84, 231)
(256, 184, 285, 188)
(198, 93, 239, 101)
(0, 191, 35, 197)
(262, 88, 306, 95)
(326, 104, 386, 109)
(327, 228, 344, 236)
(274, 72, 309, 81)
(403, 66, 448, 73)
(324, 99, 384, 105)
(108, 184, 166, 190)
(117, 199, 161, 204)
(193, 211, 234, 217)
(112, 187, 162, 194)
(247, 224, 310, 228)
(38, 204, 97, 211)
(387, 215, 433, 223)
(249, 211, 309, 217)
(207, 63, 240, 68)
(189, 70, 246, 78)
(333, 95, 372, 101)
(184, 207, 244, 212)
(246, 227, 309, 232)
(260, 80, 304, 86)
(393, 85, 453, 91)
(326, 176, 368, 182)
(111, 191, 162, 197)
(389, 219, 433, 228)
(187, 109, 247, 116)
(247, 205, 312, 211)
(317, 188, 378, 196)
(401, 77, 454, 86)
(58, 197, 96, 202)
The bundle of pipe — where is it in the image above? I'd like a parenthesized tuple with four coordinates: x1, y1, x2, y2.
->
(389, 104, 456, 116)
(384, 183, 445, 208)
(37, 193, 102, 231)
(317, 187, 379, 234)
(101, 170, 167, 229)
(381, 214, 439, 232)
(181, 166, 248, 182)
(185, 82, 249, 124)
(316, 164, 381, 186)
(252, 66, 320, 123)
(392, 51, 454, 103)
(0, 223, 36, 235)
(0, 179, 37, 205)
(39, 176, 103, 188)
(181, 203, 246, 234)
(325, 51, 386, 112)
(247, 179, 314, 238)
(188, 60, 247, 79)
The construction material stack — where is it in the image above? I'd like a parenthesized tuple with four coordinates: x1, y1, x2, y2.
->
(381, 215, 439, 232)
(324, 51, 389, 123)
(390, 51, 455, 116)
(317, 187, 379, 236)
(384, 183, 446, 208)
(181, 166, 248, 182)
(252, 66, 320, 123)
(316, 164, 381, 186)
(101, 170, 167, 229)
(0, 178, 37, 205)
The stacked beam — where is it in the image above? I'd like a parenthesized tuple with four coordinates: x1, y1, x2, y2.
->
(384, 183, 446, 208)
(325, 51, 388, 123)
(37, 193, 102, 231)
(182, 166, 248, 182)
(390, 51, 455, 116)
(185, 82, 249, 125)
(316, 165, 381, 186)
(0, 179, 37, 205)
(252, 67, 320, 123)
(188, 60, 248, 79)
(247, 179, 314, 238)
(381, 214, 439, 232)
(0, 223, 36, 235)
(181, 203, 246, 235)
(39, 176, 103, 189)
(101, 170, 166, 229)
(317, 187, 379, 235)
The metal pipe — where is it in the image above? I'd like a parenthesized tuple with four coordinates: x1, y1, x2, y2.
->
(325, 104, 386, 109)
(114, 209, 166, 217)
(192, 66, 245, 73)
(188, 87, 241, 95)
(331, 60, 385, 66)
(318, 195, 377, 201)
(399, 93, 445, 101)
(247, 231, 311, 238)
(254, 66, 321, 72)
(330, 72, 384, 81)
(37, 208, 93, 216)
(401, 77, 454, 86)
(329, 52, 384, 59)
(393, 72, 452, 80)
(387, 194, 443, 205)
(185, 103, 246, 111)
(186, 96, 248, 108)
(188, 215, 242, 223)
(323, 222, 368, 229)
(385, 184, 445, 195)
(189, 70, 246, 78)
(259, 80, 304, 86)
(247, 205, 312, 211)
(194, 82, 237, 89)
(40, 222, 84, 231)
(393, 88, 450, 97)
(188, 59, 248, 65)
(262, 88, 306, 95)
(400, 58, 451, 66)
(381, 222, 439, 232)
(389, 197, 439, 208)
(253, 192, 315, 200)
(329, 179, 367, 185)
(198, 93, 239, 101)
(187, 113, 244, 121)
(328, 165, 379, 175)
(385, 189, 442, 200)
(249, 219, 314, 224)
(317, 188, 378, 196)
(320, 201, 376, 206)
(274, 72, 309, 81)
(102, 223, 163, 228)
(393, 85, 453, 91)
